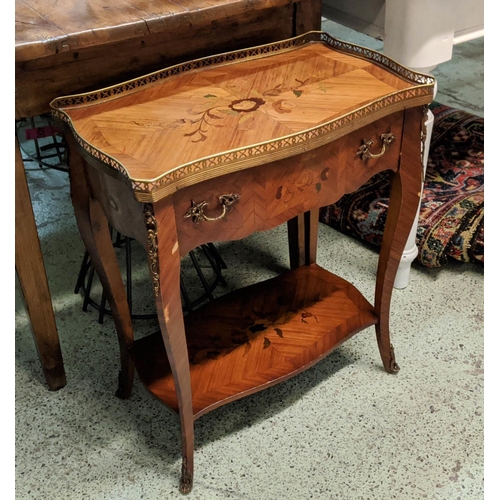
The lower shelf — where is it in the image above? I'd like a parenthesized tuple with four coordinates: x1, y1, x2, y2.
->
(131, 263, 378, 419)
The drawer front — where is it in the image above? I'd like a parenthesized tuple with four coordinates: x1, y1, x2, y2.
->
(342, 110, 404, 193)
(174, 111, 404, 255)
(173, 169, 254, 256)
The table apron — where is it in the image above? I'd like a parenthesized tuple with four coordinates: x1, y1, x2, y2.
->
(84, 111, 404, 257)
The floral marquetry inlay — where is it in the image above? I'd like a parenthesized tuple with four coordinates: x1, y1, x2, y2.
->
(51, 31, 435, 202)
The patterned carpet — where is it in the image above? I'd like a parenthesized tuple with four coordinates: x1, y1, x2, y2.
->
(320, 103, 484, 267)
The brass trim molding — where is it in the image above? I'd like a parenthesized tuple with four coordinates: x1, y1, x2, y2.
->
(133, 89, 432, 202)
(50, 32, 433, 109)
(51, 31, 436, 203)
(143, 203, 160, 297)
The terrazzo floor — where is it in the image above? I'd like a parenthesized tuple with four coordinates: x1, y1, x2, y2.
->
(15, 20, 485, 500)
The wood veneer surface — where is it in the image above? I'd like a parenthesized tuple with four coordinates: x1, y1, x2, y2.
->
(15, 0, 295, 61)
(53, 40, 428, 190)
(132, 263, 378, 418)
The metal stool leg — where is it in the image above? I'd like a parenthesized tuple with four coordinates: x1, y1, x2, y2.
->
(74, 251, 91, 294)
(180, 278, 193, 314)
(188, 250, 214, 301)
(82, 265, 96, 312)
(75, 236, 228, 320)
(201, 244, 227, 286)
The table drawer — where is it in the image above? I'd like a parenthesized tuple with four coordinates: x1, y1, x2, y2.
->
(174, 111, 405, 255)
(341, 110, 404, 193)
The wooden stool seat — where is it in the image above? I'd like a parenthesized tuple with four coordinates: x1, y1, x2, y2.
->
(51, 32, 434, 493)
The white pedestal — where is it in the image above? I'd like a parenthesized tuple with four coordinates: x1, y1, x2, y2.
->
(393, 109, 434, 289)
(384, 0, 443, 288)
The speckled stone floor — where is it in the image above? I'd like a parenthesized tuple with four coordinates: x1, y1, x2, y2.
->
(15, 20, 484, 500)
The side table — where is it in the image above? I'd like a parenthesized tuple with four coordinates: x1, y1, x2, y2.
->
(51, 32, 434, 493)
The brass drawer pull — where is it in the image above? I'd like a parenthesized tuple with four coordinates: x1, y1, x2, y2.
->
(356, 133, 396, 161)
(184, 193, 240, 223)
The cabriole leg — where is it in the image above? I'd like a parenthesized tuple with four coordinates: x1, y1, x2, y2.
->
(143, 200, 194, 493)
(66, 134, 135, 397)
(375, 107, 424, 373)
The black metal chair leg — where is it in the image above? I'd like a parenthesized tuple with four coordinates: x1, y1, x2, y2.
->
(74, 251, 90, 294)
(75, 236, 227, 320)
(201, 244, 227, 286)
(189, 250, 214, 301)
(206, 242, 228, 270)
(180, 278, 193, 314)
(82, 265, 96, 312)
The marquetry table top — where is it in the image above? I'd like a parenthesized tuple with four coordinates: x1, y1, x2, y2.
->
(51, 32, 435, 202)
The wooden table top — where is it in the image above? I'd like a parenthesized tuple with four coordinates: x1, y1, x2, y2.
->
(15, 0, 294, 62)
(51, 32, 435, 202)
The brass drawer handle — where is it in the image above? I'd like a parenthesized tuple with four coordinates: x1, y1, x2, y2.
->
(356, 133, 396, 161)
(184, 193, 240, 223)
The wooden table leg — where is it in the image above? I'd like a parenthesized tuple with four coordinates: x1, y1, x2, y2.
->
(295, 0, 322, 34)
(66, 134, 135, 398)
(15, 137, 66, 390)
(148, 199, 194, 493)
(375, 107, 424, 373)
(287, 208, 319, 269)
